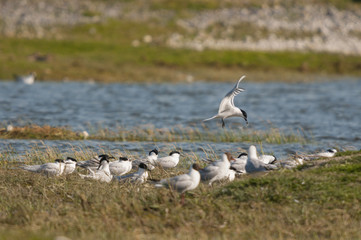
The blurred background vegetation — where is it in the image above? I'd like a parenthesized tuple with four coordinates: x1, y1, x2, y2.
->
(1, 0, 361, 82)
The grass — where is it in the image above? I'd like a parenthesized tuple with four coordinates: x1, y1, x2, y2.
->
(0, 124, 308, 144)
(2, 34, 361, 83)
(0, 125, 83, 141)
(1, 7, 361, 82)
(0, 147, 360, 239)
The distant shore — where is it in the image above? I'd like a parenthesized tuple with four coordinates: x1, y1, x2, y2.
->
(1, 0, 361, 82)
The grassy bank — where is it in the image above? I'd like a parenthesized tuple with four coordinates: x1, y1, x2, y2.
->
(0, 147, 360, 239)
(1, 16, 361, 83)
(0, 125, 307, 144)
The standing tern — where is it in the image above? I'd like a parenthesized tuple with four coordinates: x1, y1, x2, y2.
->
(203, 76, 248, 128)
(115, 163, 149, 184)
(79, 156, 113, 183)
(199, 152, 233, 186)
(155, 150, 181, 169)
(132, 149, 159, 170)
(19, 159, 65, 177)
(154, 163, 201, 204)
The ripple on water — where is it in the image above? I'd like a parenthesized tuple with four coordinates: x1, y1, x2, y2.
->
(0, 79, 360, 155)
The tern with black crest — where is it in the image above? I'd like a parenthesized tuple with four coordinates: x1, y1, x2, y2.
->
(155, 150, 181, 168)
(109, 157, 132, 176)
(79, 155, 113, 183)
(203, 76, 248, 128)
(63, 157, 77, 175)
(132, 149, 159, 170)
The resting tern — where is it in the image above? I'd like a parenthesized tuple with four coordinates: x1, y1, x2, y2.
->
(77, 154, 114, 171)
(63, 157, 78, 175)
(230, 153, 248, 174)
(15, 72, 36, 85)
(132, 149, 159, 170)
(19, 159, 65, 177)
(231, 151, 277, 174)
(259, 154, 277, 164)
(302, 148, 337, 160)
(115, 163, 149, 184)
(79, 156, 113, 183)
(282, 157, 304, 169)
(109, 157, 132, 176)
(155, 150, 181, 169)
(203, 76, 248, 128)
(245, 145, 278, 173)
(199, 152, 232, 186)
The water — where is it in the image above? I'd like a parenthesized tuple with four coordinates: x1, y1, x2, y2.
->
(0, 79, 360, 159)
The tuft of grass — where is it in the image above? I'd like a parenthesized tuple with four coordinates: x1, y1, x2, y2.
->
(0, 147, 360, 239)
(0, 125, 85, 140)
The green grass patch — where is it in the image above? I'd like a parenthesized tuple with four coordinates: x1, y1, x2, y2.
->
(0, 147, 360, 239)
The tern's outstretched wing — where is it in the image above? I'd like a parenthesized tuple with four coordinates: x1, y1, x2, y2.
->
(218, 76, 245, 113)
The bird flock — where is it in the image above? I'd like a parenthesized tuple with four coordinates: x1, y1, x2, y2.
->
(17, 76, 338, 201)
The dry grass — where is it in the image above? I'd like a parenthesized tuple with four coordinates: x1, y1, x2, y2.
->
(0, 148, 360, 239)
(0, 125, 83, 140)
(0, 124, 307, 144)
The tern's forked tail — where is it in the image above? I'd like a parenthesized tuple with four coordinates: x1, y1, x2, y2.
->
(203, 115, 218, 122)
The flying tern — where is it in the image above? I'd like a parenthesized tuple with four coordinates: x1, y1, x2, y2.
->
(204, 76, 248, 128)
